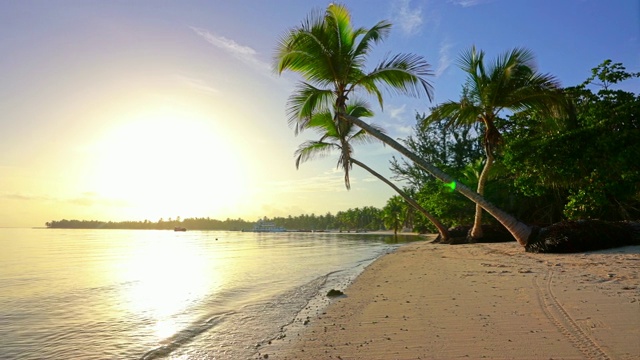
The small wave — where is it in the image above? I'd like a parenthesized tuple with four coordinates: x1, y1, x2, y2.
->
(139, 312, 233, 360)
(254, 251, 390, 357)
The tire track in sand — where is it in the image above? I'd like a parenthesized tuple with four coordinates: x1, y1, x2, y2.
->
(533, 270, 610, 360)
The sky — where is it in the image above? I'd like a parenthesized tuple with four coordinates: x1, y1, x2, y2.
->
(1, 0, 638, 227)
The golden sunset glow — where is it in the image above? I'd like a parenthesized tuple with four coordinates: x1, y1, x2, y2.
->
(91, 107, 250, 220)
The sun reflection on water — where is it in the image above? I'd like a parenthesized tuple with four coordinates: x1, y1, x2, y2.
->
(154, 318, 180, 340)
(113, 232, 222, 341)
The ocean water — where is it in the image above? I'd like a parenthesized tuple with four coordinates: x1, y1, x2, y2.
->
(0, 228, 415, 359)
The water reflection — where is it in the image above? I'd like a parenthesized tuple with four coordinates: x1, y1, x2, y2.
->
(113, 232, 221, 342)
(1, 229, 419, 359)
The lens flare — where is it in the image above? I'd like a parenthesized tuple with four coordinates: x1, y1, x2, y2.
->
(444, 181, 456, 192)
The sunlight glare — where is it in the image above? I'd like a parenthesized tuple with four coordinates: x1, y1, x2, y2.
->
(114, 233, 223, 341)
(92, 107, 249, 219)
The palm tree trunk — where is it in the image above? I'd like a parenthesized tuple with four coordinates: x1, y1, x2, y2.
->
(470, 148, 494, 239)
(350, 158, 450, 241)
(341, 113, 532, 246)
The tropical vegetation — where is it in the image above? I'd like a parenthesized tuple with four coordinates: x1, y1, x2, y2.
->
(275, 3, 639, 251)
(423, 46, 570, 240)
(293, 100, 451, 240)
(275, 3, 538, 246)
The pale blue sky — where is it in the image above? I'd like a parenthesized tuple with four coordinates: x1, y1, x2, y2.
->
(1, 0, 638, 227)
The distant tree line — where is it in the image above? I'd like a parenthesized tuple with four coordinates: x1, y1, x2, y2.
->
(45, 206, 387, 232)
(45, 217, 252, 231)
(266, 206, 384, 231)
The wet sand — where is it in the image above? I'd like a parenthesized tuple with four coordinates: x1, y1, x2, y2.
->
(258, 241, 640, 359)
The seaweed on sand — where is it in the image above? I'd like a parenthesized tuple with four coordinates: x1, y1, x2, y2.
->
(326, 289, 345, 297)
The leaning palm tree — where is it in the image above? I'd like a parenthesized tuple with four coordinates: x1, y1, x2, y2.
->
(424, 47, 568, 240)
(275, 3, 535, 246)
(295, 100, 451, 241)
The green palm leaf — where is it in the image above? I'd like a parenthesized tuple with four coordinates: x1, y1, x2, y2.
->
(275, 3, 433, 134)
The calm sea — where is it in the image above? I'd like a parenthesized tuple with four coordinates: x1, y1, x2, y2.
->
(0, 228, 417, 359)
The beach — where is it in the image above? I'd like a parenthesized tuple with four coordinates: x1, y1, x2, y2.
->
(259, 240, 640, 359)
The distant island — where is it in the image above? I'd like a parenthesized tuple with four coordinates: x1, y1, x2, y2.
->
(44, 207, 388, 232)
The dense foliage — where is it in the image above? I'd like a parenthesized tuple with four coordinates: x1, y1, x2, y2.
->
(390, 60, 639, 230)
(390, 114, 484, 232)
(503, 60, 640, 221)
(272, 4, 638, 250)
(267, 207, 384, 231)
(423, 47, 569, 240)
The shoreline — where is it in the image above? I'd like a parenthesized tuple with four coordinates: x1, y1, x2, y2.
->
(258, 241, 640, 359)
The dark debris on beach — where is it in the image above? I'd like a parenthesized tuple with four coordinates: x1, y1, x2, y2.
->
(524, 219, 640, 253)
(433, 220, 640, 254)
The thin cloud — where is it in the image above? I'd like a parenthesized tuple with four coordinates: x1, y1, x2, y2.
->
(394, 124, 415, 137)
(1, 192, 47, 201)
(267, 168, 354, 194)
(392, 0, 423, 36)
(174, 74, 220, 95)
(436, 40, 454, 77)
(361, 176, 379, 183)
(69, 192, 130, 207)
(374, 103, 416, 138)
(448, 0, 492, 7)
(1, 191, 126, 207)
(190, 26, 271, 72)
(388, 104, 407, 121)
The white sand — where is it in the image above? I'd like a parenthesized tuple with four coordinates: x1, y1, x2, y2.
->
(258, 241, 640, 359)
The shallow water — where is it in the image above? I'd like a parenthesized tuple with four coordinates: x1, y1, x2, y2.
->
(0, 228, 413, 359)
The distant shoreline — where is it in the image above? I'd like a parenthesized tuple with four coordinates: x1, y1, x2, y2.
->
(38, 226, 429, 237)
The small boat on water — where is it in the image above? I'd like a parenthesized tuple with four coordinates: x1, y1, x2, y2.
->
(174, 227, 187, 232)
(245, 220, 286, 232)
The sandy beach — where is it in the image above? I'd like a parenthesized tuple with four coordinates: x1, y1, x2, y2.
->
(258, 240, 640, 359)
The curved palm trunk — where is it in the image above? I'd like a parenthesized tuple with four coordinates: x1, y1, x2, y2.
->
(470, 148, 494, 239)
(350, 158, 450, 241)
(341, 113, 532, 246)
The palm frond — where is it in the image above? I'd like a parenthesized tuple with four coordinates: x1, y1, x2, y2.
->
(348, 128, 377, 146)
(362, 53, 434, 108)
(457, 45, 483, 74)
(342, 99, 385, 146)
(294, 140, 338, 169)
(323, 4, 356, 81)
(352, 20, 392, 66)
(274, 8, 325, 74)
(275, 13, 346, 87)
(344, 98, 374, 118)
(307, 111, 336, 130)
(286, 82, 334, 134)
(423, 100, 482, 130)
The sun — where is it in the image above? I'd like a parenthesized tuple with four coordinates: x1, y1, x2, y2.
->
(91, 108, 249, 219)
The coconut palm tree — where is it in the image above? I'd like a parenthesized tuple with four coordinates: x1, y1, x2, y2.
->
(383, 195, 406, 235)
(295, 100, 451, 240)
(424, 47, 568, 240)
(275, 3, 535, 246)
